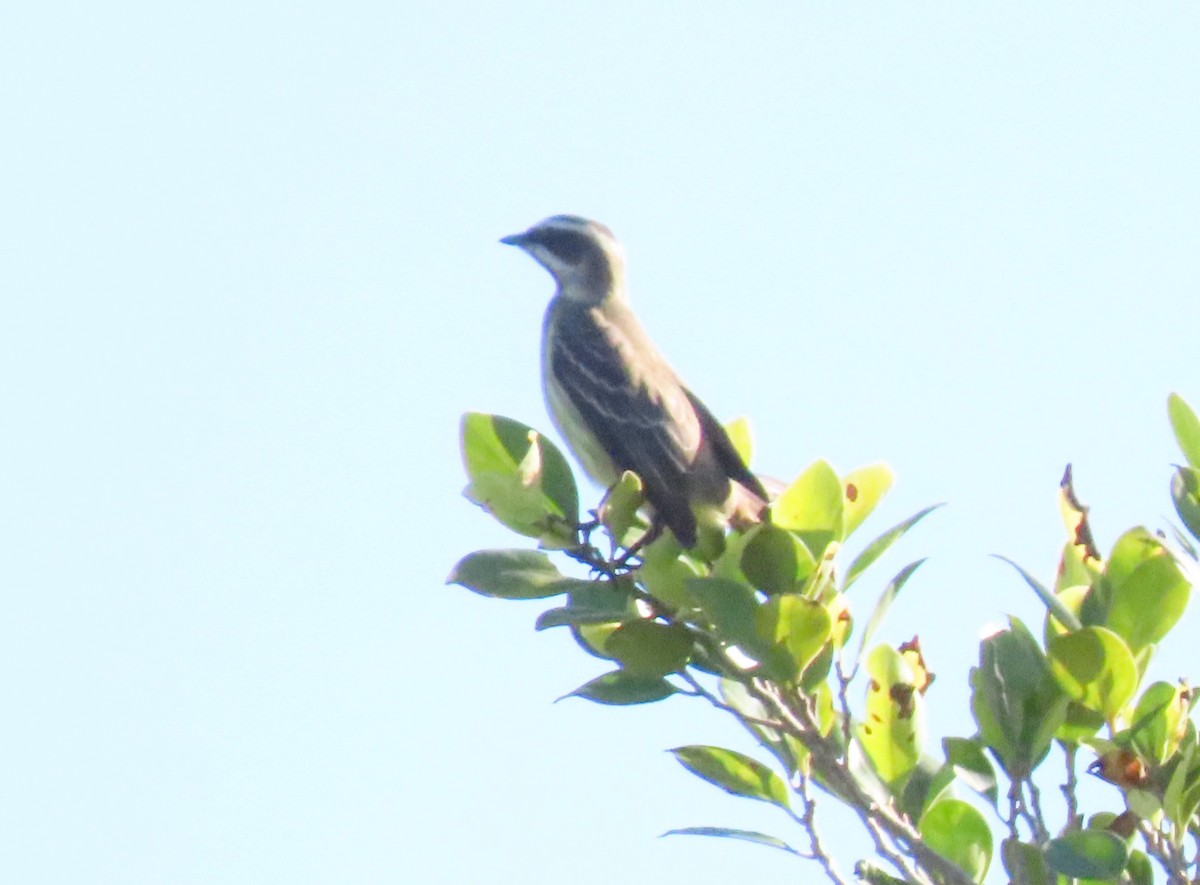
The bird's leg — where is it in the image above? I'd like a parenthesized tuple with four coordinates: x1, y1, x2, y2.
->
(613, 520, 664, 572)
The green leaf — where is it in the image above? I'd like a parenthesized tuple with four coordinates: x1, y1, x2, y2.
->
(919, 798, 992, 882)
(670, 745, 790, 810)
(1044, 831, 1128, 879)
(446, 549, 591, 599)
(943, 737, 998, 807)
(771, 459, 845, 557)
(1104, 528, 1162, 594)
(1047, 626, 1137, 720)
(994, 555, 1083, 632)
(460, 413, 579, 544)
(536, 578, 635, 628)
(844, 505, 941, 591)
(842, 463, 894, 538)
(723, 417, 754, 466)
(1172, 466, 1200, 543)
(853, 862, 909, 885)
(600, 470, 645, 545)
(854, 559, 927, 667)
(565, 670, 677, 705)
(1106, 543, 1190, 652)
(754, 593, 832, 684)
(1130, 681, 1191, 765)
(661, 827, 804, 857)
(857, 644, 925, 785)
(1126, 849, 1153, 885)
(686, 577, 766, 665)
(1169, 393, 1200, 468)
(970, 618, 1068, 779)
(604, 620, 692, 677)
(740, 523, 818, 595)
(638, 533, 702, 611)
(1001, 838, 1052, 885)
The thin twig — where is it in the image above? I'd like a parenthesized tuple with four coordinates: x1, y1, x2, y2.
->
(1026, 777, 1050, 843)
(795, 776, 852, 885)
(1060, 743, 1079, 828)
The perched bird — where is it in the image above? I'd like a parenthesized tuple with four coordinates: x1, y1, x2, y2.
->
(500, 214, 769, 549)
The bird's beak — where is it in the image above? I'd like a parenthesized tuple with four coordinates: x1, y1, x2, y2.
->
(499, 231, 529, 248)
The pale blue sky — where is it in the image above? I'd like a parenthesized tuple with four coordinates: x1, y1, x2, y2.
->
(4, 4, 1199, 883)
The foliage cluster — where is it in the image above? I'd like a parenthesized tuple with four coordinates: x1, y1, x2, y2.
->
(449, 394, 1200, 885)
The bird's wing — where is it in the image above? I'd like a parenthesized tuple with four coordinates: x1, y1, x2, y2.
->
(683, 387, 771, 508)
(550, 303, 700, 546)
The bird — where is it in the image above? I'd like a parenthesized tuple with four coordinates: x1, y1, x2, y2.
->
(500, 214, 769, 550)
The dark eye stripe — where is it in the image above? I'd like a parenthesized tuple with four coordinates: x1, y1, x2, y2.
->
(530, 228, 592, 264)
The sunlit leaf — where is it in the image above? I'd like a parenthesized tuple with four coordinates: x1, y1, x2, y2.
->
(460, 413, 579, 544)
(1129, 681, 1192, 765)
(857, 644, 925, 785)
(844, 505, 941, 592)
(601, 470, 645, 546)
(919, 798, 992, 882)
(754, 593, 832, 684)
(842, 463, 894, 538)
(1169, 393, 1200, 469)
(1105, 540, 1190, 652)
(723, 417, 754, 466)
(771, 459, 845, 557)
(670, 745, 790, 810)
(1047, 627, 1137, 720)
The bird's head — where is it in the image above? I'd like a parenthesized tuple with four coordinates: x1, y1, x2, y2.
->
(500, 215, 627, 304)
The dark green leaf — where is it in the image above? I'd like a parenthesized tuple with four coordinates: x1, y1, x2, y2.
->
(993, 555, 1082, 632)
(670, 745, 790, 810)
(660, 827, 803, 856)
(605, 620, 692, 677)
(1044, 831, 1128, 879)
(970, 618, 1068, 779)
(1001, 838, 1051, 885)
(844, 505, 941, 591)
(919, 798, 992, 882)
(686, 577, 766, 663)
(1126, 849, 1153, 885)
(565, 670, 677, 705)
(536, 579, 634, 628)
(1172, 467, 1200, 545)
(1169, 393, 1200, 469)
(446, 549, 591, 599)
(943, 737, 998, 807)
(740, 523, 817, 595)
